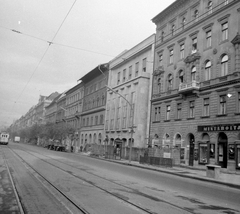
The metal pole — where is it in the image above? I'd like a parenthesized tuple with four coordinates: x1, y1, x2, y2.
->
(129, 103, 134, 163)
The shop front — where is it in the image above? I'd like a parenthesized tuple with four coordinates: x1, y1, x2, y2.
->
(198, 124, 240, 171)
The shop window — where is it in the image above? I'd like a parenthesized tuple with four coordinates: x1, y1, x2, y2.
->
(228, 144, 235, 160)
(209, 143, 215, 158)
(236, 144, 240, 169)
(199, 143, 208, 164)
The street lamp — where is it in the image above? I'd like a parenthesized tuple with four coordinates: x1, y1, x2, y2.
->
(105, 85, 134, 163)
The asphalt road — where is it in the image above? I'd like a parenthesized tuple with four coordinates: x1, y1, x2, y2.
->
(4, 143, 240, 214)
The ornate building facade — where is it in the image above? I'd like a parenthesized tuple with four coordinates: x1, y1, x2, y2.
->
(150, 0, 240, 171)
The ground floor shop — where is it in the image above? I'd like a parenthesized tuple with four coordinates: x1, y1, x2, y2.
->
(151, 123, 240, 172)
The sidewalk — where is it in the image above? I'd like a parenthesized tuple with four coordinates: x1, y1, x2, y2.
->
(89, 154, 240, 190)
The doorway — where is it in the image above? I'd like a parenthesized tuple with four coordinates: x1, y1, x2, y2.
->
(218, 132, 228, 168)
(188, 134, 195, 166)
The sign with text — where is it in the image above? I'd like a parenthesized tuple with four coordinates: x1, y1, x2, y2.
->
(198, 124, 240, 132)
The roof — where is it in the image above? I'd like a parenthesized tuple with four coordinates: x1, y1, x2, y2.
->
(79, 63, 109, 83)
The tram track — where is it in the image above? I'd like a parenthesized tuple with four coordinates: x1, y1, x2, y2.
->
(8, 145, 198, 214)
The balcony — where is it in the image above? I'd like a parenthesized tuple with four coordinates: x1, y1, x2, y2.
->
(179, 81, 200, 94)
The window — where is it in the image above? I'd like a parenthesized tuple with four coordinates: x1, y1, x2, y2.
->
(166, 105, 171, 120)
(154, 107, 158, 121)
(100, 115, 104, 124)
(116, 97, 121, 130)
(180, 44, 185, 59)
(168, 74, 173, 90)
(189, 101, 195, 118)
(122, 95, 128, 129)
(192, 38, 197, 53)
(177, 103, 182, 119)
(221, 54, 228, 76)
(135, 62, 139, 77)
(194, 10, 199, 22)
(86, 118, 89, 126)
(222, 22, 228, 41)
(191, 66, 196, 81)
(206, 30, 212, 48)
(169, 49, 173, 64)
(205, 60, 211, 81)
(123, 69, 126, 82)
(219, 95, 226, 114)
(182, 17, 186, 30)
(90, 117, 93, 126)
(117, 72, 120, 84)
(154, 107, 161, 122)
(128, 66, 132, 80)
(83, 118, 85, 127)
(179, 70, 184, 85)
(157, 78, 161, 93)
(129, 92, 135, 127)
(161, 31, 164, 42)
(159, 54, 163, 66)
(142, 58, 147, 72)
(95, 116, 98, 125)
(224, 0, 228, 5)
(208, 1, 213, 15)
(238, 92, 240, 113)
(203, 98, 210, 116)
(171, 24, 175, 36)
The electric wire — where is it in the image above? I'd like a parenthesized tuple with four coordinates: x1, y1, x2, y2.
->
(6, 0, 78, 124)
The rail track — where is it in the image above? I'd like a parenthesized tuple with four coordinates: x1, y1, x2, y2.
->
(6, 145, 199, 214)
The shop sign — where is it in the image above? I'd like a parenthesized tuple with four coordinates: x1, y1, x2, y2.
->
(198, 124, 240, 132)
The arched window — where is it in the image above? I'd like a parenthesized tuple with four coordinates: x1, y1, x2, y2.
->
(157, 77, 161, 93)
(221, 54, 228, 76)
(191, 66, 196, 81)
(179, 70, 184, 85)
(168, 74, 173, 90)
(205, 60, 211, 80)
(208, 1, 213, 14)
(194, 10, 199, 22)
(182, 17, 186, 30)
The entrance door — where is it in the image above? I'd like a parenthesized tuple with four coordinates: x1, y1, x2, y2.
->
(189, 135, 195, 166)
(218, 133, 228, 168)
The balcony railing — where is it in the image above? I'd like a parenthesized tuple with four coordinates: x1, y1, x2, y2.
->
(179, 80, 200, 92)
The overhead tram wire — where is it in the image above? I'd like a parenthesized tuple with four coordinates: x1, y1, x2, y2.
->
(0, 24, 115, 58)
(7, 0, 78, 123)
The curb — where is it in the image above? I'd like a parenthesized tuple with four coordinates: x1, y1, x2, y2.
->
(89, 155, 240, 190)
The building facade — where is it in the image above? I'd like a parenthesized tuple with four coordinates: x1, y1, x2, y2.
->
(151, 0, 240, 171)
(65, 82, 84, 152)
(80, 64, 108, 150)
(105, 34, 155, 148)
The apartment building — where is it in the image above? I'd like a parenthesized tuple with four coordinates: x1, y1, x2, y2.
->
(79, 64, 108, 150)
(105, 34, 155, 148)
(65, 82, 84, 151)
(150, 0, 240, 171)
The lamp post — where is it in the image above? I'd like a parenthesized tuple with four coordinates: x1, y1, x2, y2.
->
(105, 85, 134, 163)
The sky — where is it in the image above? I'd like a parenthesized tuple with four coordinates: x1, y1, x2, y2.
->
(0, 0, 175, 129)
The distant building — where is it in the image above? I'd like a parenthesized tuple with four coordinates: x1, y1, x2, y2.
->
(151, 0, 240, 171)
(79, 63, 109, 150)
(105, 34, 155, 148)
(65, 82, 84, 152)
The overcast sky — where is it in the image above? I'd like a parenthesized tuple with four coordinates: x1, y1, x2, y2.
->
(0, 0, 175, 129)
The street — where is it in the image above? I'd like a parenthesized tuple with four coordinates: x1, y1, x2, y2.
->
(2, 142, 240, 214)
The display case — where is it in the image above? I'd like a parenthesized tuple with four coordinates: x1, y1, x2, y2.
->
(228, 144, 235, 160)
(199, 142, 208, 164)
